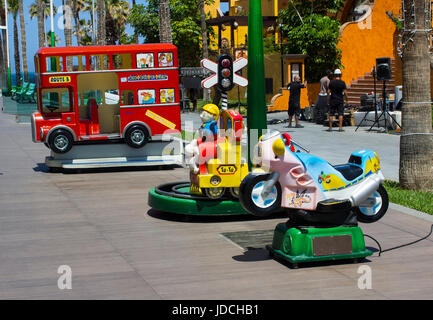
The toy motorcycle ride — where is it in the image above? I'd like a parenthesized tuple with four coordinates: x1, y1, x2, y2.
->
(239, 130, 389, 267)
(240, 130, 389, 224)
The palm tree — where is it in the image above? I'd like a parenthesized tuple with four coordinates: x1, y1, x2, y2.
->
(158, 0, 172, 43)
(399, 0, 433, 190)
(64, 0, 73, 70)
(29, 0, 56, 48)
(96, 0, 105, 45)
(82, 0, 96, 43)
(18, 0, 28, 82)
(7, 0, 20, 87)
(29, 0, 56, 19)
(105, 0, 130, 45)
(71, 0, 86, 45)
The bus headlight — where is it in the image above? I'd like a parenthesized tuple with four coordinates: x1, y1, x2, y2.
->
(210, 175, 221, 186)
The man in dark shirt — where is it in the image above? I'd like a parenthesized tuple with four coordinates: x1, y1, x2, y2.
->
(287, 75, 307, 128)
(327, 69, 347, 132)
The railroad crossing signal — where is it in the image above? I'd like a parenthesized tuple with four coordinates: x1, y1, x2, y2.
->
(201, 55, 248, 90)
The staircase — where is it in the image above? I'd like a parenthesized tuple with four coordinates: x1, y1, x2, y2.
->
(346, 59, 398, 106)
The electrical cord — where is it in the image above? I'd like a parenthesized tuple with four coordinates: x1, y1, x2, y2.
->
(364, 224, 433, 257)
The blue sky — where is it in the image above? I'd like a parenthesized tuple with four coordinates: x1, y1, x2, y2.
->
(4, 0, 145, 73)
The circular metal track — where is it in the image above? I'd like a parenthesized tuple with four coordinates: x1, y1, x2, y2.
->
(149, 181, 247, 216)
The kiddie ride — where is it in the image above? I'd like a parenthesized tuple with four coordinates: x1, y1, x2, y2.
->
(239, 130, 389, 267)
(31, 44, 183, 170)
(148, 105, 250, 215)
(148, 54, 250, 215)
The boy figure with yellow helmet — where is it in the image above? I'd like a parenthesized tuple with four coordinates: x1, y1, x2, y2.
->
(198, 104, 220, 141)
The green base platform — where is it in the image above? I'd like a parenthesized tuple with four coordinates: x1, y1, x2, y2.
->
(148, 182, 248, 216)
(267, 223, 373, 267)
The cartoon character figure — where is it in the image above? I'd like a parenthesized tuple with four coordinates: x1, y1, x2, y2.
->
(166, 53, 173, 67)
(167, 89, 174, 102)
(159, 53, 167, 67)
(139, 90, 155, 104)
(160, 89, 167, 103)
(139, 58, 146, 68)
(185, 104, 220, 173)
(198, 104, 219, 141)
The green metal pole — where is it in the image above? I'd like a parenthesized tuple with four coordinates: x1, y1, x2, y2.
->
(7, 67, 12, 94)
(247, 0, 267, 169)
(50, 31, 56, 72)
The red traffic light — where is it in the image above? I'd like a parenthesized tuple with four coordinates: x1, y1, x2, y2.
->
(221, 58, 231, 68)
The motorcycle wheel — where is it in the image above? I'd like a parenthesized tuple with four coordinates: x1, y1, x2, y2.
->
(239, 174, 282, 217)
(355, 184, 389, 223)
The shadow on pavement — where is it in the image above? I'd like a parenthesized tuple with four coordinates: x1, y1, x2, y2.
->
(32, 163, 181, 174)
(147, 208, 288, 224)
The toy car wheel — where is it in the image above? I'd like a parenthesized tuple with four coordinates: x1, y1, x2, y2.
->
(125, 125, 149, 148)
(203, 187, 225, 199)
(49, 129, 73, 154)
(355, 184, 389, 223)
(229, 187, 240, 199)
(239, 174, 282, 217)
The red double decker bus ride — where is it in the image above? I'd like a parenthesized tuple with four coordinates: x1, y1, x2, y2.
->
(31, 44, 181, 154)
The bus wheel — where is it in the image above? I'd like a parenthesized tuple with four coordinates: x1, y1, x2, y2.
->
(49, 129, 73, 154)
(125, 125, 149, 148)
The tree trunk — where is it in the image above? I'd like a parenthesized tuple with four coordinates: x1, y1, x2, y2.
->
(399, 0, 433, 190)
(0, 0, 7, 87)
(158, 0, 172, 43)
(37, 0, 44, 47)
(96, 0, 105, 45)
(18, 0, 28, 82)
(200, 0, 210, 101)
(132, 0, 138, 44)
(72, 0, 81, 45)
(13, 13, 21, 87)
(64, 0, 73, 70)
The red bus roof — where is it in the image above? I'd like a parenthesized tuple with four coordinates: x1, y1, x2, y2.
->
(36, 43, 177, 57)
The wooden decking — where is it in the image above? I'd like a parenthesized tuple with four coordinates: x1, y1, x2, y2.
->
(0, 99, 432, 299)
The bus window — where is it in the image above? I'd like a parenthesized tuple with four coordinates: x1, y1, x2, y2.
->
(121, 90, 135, 105)
(80, 90, 103, 107)
(66, 55, 86, 71)
(41, 88, 72, 113)
(158, 52, 174, 67)
(138, 89, 155, 104)
(90, 55, 110, 70)
(46, 56, 63, 72)
(112, 53, 132, 69)
(159, 88, 175, 103)
(105, 89, 120, 105)
(136, 53, 154, 68)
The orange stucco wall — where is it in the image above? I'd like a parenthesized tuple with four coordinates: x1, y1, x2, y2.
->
(268, 83, 320, 111)
(338, 0, 401, 84)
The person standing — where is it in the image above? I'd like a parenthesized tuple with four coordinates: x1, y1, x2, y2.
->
(327, 69, 347, 132)
(287, 75, 307, 128)
(315, 70, 331, 123)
